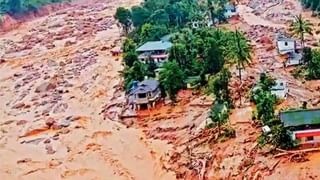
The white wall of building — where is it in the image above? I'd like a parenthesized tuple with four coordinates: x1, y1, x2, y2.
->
(277, 40, 295, 54)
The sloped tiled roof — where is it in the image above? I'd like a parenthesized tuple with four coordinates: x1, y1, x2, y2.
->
(130, 79, 159, 94)
(136, 41, 172, 52)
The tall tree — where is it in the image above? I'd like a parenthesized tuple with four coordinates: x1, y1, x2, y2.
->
(159, 61, 186, 102)
(122, 38, 136, 53)
(140, 23, 168, 42)
(290, 14, 313, 49)
(209, 102, 229, 135)
(169, 43, 189, 69)
(115, 7, 132, 34)
(227, 29, 251, 105)
(204, 39, 225, 74)
(123, 61, 147, 90)
(123, 51, 138, 67)
(307, 49, 320, 79)
(209, 68, 231, 104)
(131, 6, 150, 27)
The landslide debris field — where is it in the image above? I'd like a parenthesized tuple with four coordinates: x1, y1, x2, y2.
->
(1, 0, 320, 179)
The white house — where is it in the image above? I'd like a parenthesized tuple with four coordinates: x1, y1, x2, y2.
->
(277, 34, 303, 66)
(276, 35, 296, 55)
(271, 79, 289, 99)
(224, 4, 237, 18)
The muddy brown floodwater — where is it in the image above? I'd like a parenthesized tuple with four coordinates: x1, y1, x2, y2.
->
(0, 0, 176, 179)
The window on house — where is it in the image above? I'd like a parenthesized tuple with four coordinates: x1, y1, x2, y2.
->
(307, 136, 314, 141)
(138, 93, 146, 98)
(285, 42, 288, 46)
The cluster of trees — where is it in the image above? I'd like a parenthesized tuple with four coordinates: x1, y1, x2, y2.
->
(290, 15, 313, 49)
(116, 0, 251, 104)
(0, 0, 67, 15)
(208, 68, 233, 136)
(251, 73, 296, 150)
(301, 0, 320, 14)
(305, 48, 320, 79)
(115, 0, 230, 36)
(289, 15, 320, 80)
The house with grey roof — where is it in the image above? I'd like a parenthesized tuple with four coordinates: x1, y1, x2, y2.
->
(277, 34, 302, 66)
(128, 79, 161, 110)
(136, 41, 172, 65)
(280, 109, 320, 146)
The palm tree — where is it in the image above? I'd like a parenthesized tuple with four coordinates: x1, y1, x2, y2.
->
(227, 29, 251, 105)
(290, 14, 313, 49)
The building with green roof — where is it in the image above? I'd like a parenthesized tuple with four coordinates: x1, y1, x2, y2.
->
(280, 109, 320, 145)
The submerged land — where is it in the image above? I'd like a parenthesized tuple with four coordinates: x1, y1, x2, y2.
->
(1, 0, 320, 179)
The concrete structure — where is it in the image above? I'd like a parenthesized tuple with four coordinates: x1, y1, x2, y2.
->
(276, 35, 296, 55)
(271, 79, 289, 99)
(277, 34, 302, 66)
(136, 41, 172, 65)
(224, 4, 237, 18)
(280, 109, 320, 146)
(128, 79, 161, 110)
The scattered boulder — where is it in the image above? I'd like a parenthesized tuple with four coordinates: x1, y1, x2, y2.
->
(16, 120, 28, 126)
(12, 102, 25, 109)
(48, 159, 62, 167)
(43, 139, 51, 144)
(45, 144, 56, 154)
(52, 133, 59, 140)
(64, 40, 76, 47)
(0, 59, 6, 64)
(45, 117, 56, 127)
(59, 119, 71, 127)
(59, 128, 70, 134)
(17, 158, 32, 164)
(35, 82, 56, 93)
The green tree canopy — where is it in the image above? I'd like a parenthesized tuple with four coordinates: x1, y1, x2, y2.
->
(290, 14, 313, 48)
(209, 101, 229, 135)
(159, 61, 186, 102)
(115, 7, 132, 34)
(131, 6, 150, 27)
(123, 61, 147, 90)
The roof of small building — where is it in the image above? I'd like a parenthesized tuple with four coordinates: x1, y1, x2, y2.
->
(136, 41, 172, 52)
(271, 80, 286, 91)
(280, 109, 320, 127)
(277, 34, 295, 42)
(129, 79, 159, 95)
(225, 4, 236, 10)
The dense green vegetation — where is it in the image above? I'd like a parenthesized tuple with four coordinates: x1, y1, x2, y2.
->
(115, 0, 250, 102)
(251, 74, 296, 150)
(290, 15, 313, 49)
(301, 0, 320, 13)
(0, 0, 67, 15)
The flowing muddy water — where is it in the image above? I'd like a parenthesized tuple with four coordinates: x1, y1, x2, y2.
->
(0, 0, 176, 179)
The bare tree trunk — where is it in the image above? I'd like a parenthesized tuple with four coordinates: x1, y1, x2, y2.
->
(238, 66, 242, 106)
